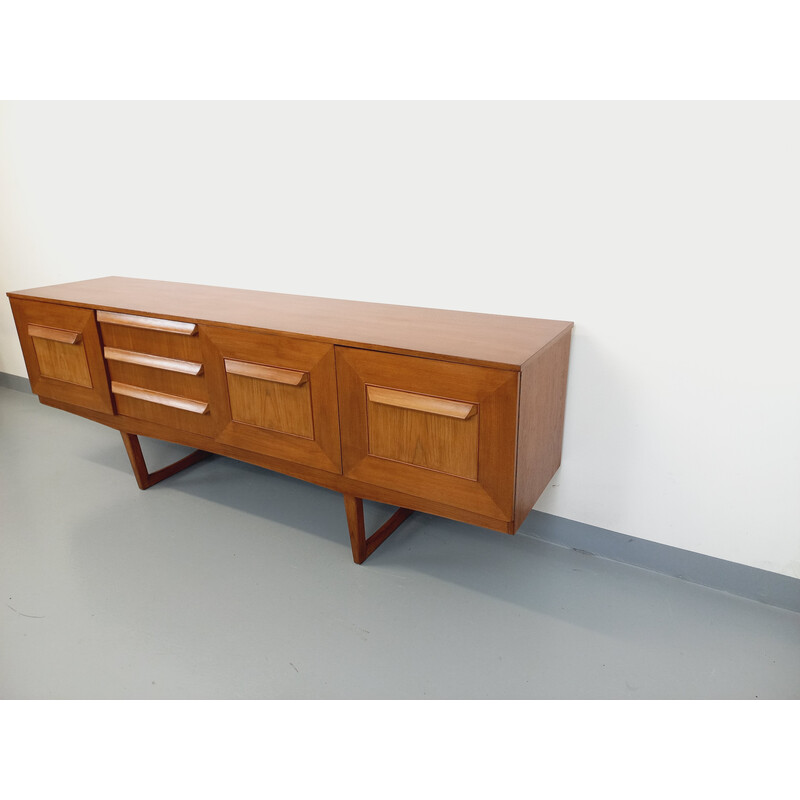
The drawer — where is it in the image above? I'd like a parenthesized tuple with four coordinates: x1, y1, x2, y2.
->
(336, 347, 519, 520)
(110, 378, 215, 436)
(104, 356, 206, 399)
(98, 312, 203, 362)
(9, 298, 114, 413)
(99, 310, 217, 436)
(203, 326, 341, 474)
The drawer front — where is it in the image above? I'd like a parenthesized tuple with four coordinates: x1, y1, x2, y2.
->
(99, 320, 203, 362)
(105, 359, 206, 404)
(203, 326, 341, 473)
(10, 298, 114, 413)
(97, 310, 198, 335)
(336, 347, 518, 520)
(99, 311, 217, 436)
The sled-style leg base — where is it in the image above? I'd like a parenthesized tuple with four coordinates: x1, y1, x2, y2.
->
(343, 494, 413, 564)
(121, 431, 210, 490)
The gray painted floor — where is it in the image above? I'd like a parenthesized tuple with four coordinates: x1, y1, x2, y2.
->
(1, 385, 799, 699)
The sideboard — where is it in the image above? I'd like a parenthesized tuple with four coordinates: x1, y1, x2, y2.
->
(8, 277, 572, 563)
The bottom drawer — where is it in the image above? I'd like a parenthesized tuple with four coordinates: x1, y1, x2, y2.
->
(111, 381, 217, 437)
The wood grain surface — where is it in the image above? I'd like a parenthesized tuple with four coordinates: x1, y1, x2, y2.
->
(111, 381, 210, 415)
(97, 309, 198, 335)
(512, 328, 572, 531)
(27, 324, 82, 344)
(9, 277, 573, 370)
(104, 347, 203, 375)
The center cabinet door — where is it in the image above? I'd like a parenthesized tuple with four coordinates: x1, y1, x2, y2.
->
(202, 326, 342, 474)
(336, 347, 519, 521)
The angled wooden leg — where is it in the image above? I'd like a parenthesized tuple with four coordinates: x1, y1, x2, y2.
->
(120, 432, 210, 490)
(343, 494, 413, 564)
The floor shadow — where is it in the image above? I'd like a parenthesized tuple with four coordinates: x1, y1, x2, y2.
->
(5, 388, 753, 645)
(77, 431, 692, 642)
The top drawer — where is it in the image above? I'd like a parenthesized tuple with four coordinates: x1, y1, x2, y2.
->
(98, 311, 203, 362)
(96, 310, 197, 335)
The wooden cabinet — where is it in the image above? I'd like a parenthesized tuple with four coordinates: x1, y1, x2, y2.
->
(7, 277, 573, 564)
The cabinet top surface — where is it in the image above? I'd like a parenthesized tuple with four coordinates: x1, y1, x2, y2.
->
(8, 277, 573, 369)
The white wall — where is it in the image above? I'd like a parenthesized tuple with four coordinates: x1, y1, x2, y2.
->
(1, 102, 798, 578)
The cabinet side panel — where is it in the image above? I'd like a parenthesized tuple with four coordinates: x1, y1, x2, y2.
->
(513, 329, 572, 532)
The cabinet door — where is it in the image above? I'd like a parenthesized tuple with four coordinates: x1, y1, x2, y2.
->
(336, 347, 518, 520)
(203, 326, 341, 473)
(10, 298, 113, 414)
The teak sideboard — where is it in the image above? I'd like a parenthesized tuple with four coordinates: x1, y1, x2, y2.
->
(8, 277, 573, 563)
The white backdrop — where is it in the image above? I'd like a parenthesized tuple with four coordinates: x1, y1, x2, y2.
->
(1, 102, 797, 578)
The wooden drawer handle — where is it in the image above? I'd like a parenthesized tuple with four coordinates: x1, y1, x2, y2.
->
(367, 386, 477, 420)
(28, 324, 82, 345)
(104, 347, 203, 376)
(224, 359, 308, 386)
(97, 310, 197, 335)
(111, 381, 209, 415)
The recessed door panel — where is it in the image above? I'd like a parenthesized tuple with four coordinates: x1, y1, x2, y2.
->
(366, 386, 479, 479)
(32, 334, 92, 387)
(336, 347, 518, 520)
(225, 366, 314, 438)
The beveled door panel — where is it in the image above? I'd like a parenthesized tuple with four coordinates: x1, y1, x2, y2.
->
(9, 298, 113, 413)
(336, 347, 519, 520)
(203, 326, 341, 473)
(225, 362, 314, 438)
(366, 386, 480, 480)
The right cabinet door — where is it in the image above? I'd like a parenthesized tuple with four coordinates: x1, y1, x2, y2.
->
(336, 347, 518, 521)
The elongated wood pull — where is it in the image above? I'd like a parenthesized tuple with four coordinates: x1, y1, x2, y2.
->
(104, 347, 203, 375)
(111, 381, 209, 414)
(28, 324, 82, 345)
(367, 385, 477, 419)
(97, 310, 197, 335)
(224, 359, 308, 386)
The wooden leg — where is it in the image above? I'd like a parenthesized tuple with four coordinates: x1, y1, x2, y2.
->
(343, 494, 413, 564)
(120, 432, 210, 490)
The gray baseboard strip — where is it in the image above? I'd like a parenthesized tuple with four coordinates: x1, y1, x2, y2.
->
(521, 510, 800, 614)
(2, 371, 798, 613)
(0, 372, 31, 392)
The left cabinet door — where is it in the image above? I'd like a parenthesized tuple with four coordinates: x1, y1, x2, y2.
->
(10, 298, 114, 413)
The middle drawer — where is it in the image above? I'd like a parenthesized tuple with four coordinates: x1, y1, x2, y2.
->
(99, 313, 216, 437)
